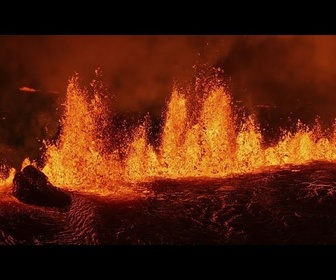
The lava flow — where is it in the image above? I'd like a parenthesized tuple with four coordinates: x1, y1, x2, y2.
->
(2, 71, 336, 195)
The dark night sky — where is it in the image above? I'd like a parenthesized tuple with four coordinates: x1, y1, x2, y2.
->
(1, 35, 336, 168)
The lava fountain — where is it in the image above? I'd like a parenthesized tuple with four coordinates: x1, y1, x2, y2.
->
(41, 73, 124, 194)
(3, 70, 336, 245)
(3, 70, 336, 195)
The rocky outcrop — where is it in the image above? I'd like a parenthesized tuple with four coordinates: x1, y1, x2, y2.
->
(12, 165, 71, 208)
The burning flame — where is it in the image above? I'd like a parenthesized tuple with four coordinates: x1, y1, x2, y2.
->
(4, 70, 336, 195)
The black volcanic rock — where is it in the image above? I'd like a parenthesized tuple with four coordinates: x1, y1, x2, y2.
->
(12, 165, 71, 208)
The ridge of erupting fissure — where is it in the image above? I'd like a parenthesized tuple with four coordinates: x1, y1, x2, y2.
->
(2, 71, 336, 194)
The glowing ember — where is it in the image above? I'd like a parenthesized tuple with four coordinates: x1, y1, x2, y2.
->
(4, 71, 336, 195)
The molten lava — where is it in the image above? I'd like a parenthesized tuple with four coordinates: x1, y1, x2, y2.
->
(42, 74, 124, 194)
(3, 71, 336, 195)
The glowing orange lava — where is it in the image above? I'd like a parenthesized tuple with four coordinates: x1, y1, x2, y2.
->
(0, 167, 16, 193)
(3, 71, 336, 195)
(34, 74, 336, 189)
(42, 74, 124, 194)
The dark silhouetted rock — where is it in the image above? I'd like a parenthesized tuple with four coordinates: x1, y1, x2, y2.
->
(12, 165, 71, 208)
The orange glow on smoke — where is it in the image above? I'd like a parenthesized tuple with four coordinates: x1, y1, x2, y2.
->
(4, 71, 336, 195)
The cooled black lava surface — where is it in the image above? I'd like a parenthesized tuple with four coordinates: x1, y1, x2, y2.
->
(12, 165, 71, 209)
(2, 161, 336, 245)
